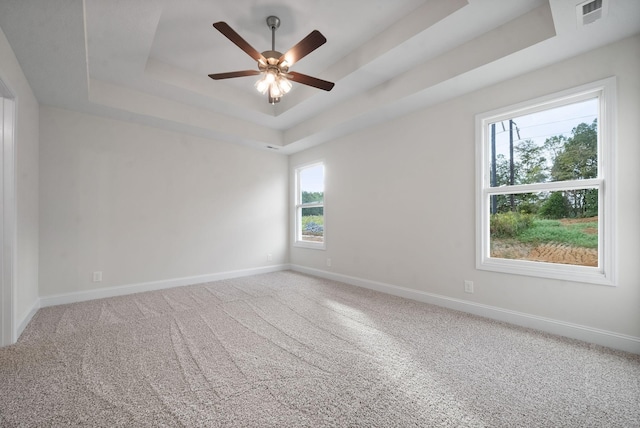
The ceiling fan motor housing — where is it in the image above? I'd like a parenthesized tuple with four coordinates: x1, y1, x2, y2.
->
(259, 50, 288, 74)
(266, 16, 280, 30)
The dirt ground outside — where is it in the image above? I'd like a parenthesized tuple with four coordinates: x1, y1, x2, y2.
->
(491, 217, 598, 267)
(491, 241, 597, 267)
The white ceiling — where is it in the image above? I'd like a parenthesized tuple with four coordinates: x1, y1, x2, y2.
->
(0, 0, 638, 154)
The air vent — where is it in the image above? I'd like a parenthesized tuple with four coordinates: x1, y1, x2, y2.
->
(577, 0, 608, 26)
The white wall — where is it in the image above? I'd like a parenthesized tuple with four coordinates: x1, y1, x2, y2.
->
(39, 106, 288, 296)
(0, 25, 40, 332)
(290, 35, 640, 340)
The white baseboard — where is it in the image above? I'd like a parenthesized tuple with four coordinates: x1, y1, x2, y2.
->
(290, 265, 640, 355)
(39, 264, 290, 308)
(16, 298, 41, 339)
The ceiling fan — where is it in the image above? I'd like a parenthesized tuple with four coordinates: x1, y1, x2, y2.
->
(208, 16, 335, 104)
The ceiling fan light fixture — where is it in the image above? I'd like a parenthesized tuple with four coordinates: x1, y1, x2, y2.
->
(208, 16, 334, 104)
(255, 69, 292, 100)
(254, 78, 269, 94)
(276, 75, 292, 93)
(268, 75, 290, 98)
(255, 69, 275, 93)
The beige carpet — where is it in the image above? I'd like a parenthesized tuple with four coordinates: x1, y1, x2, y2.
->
(1, 270, 639, 427)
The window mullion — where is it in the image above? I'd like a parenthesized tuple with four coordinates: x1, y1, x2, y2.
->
(487, 179, 602, 195)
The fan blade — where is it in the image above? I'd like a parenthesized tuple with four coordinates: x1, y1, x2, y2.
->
(208, 70, 261, 80)
(279, 30, 326, 66)
(213, 22, 265, 62)
(287, 72, 334, 91)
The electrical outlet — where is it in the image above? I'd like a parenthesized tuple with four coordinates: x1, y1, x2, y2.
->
(267, 253, 273, 262)
(464, 280, 474, 293)
(93, 271, 102, 282)
(326, 258, 332, 267)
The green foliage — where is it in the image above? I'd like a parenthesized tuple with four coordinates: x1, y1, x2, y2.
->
(493, 153, 510, 187)
(518, 219, 598, 248)
(301, 215, 324, 236)
(490, 212, 534, 238)
(539, 192, 570, 219)
(551, 120, 598, 181)
(543, 135, 568, 162)
(583, 189, 598, 217)
(557, 188, 599, 218)
(492, 139, 548, 213)
(515, 139, 548, 185)
(547, 120, 598, 218)
(517, 202, 539, 215)
(301, 191, 324, 216)
(302, 191, 323, 204)
(491, 119, 598, 216)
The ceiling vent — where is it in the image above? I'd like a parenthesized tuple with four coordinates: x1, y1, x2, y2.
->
(577, 0, 608, 26)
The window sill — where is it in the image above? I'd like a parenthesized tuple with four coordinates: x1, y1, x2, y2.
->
(293, 241, 326, 250)
(477, 257, 614, 286)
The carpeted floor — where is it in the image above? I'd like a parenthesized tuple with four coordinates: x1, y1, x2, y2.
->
(1, 271, 639, 427)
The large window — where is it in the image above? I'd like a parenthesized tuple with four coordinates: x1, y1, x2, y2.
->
(476, 78, 616, 285)
(294, 162, 325, 248)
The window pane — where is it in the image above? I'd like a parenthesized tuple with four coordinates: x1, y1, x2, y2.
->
(488, 99, 598, 187)
(490, 190, 598, 267)
(301, 207, 323, 243)
(300, 164, 324, 204)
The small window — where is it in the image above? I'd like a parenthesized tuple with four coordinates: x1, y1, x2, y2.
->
(294, 162, 325, 248)
(476, 78, 615, 285)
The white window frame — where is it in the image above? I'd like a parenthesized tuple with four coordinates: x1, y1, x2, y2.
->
(475, 77, 616, 285)
(293, 161, 326, 250)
